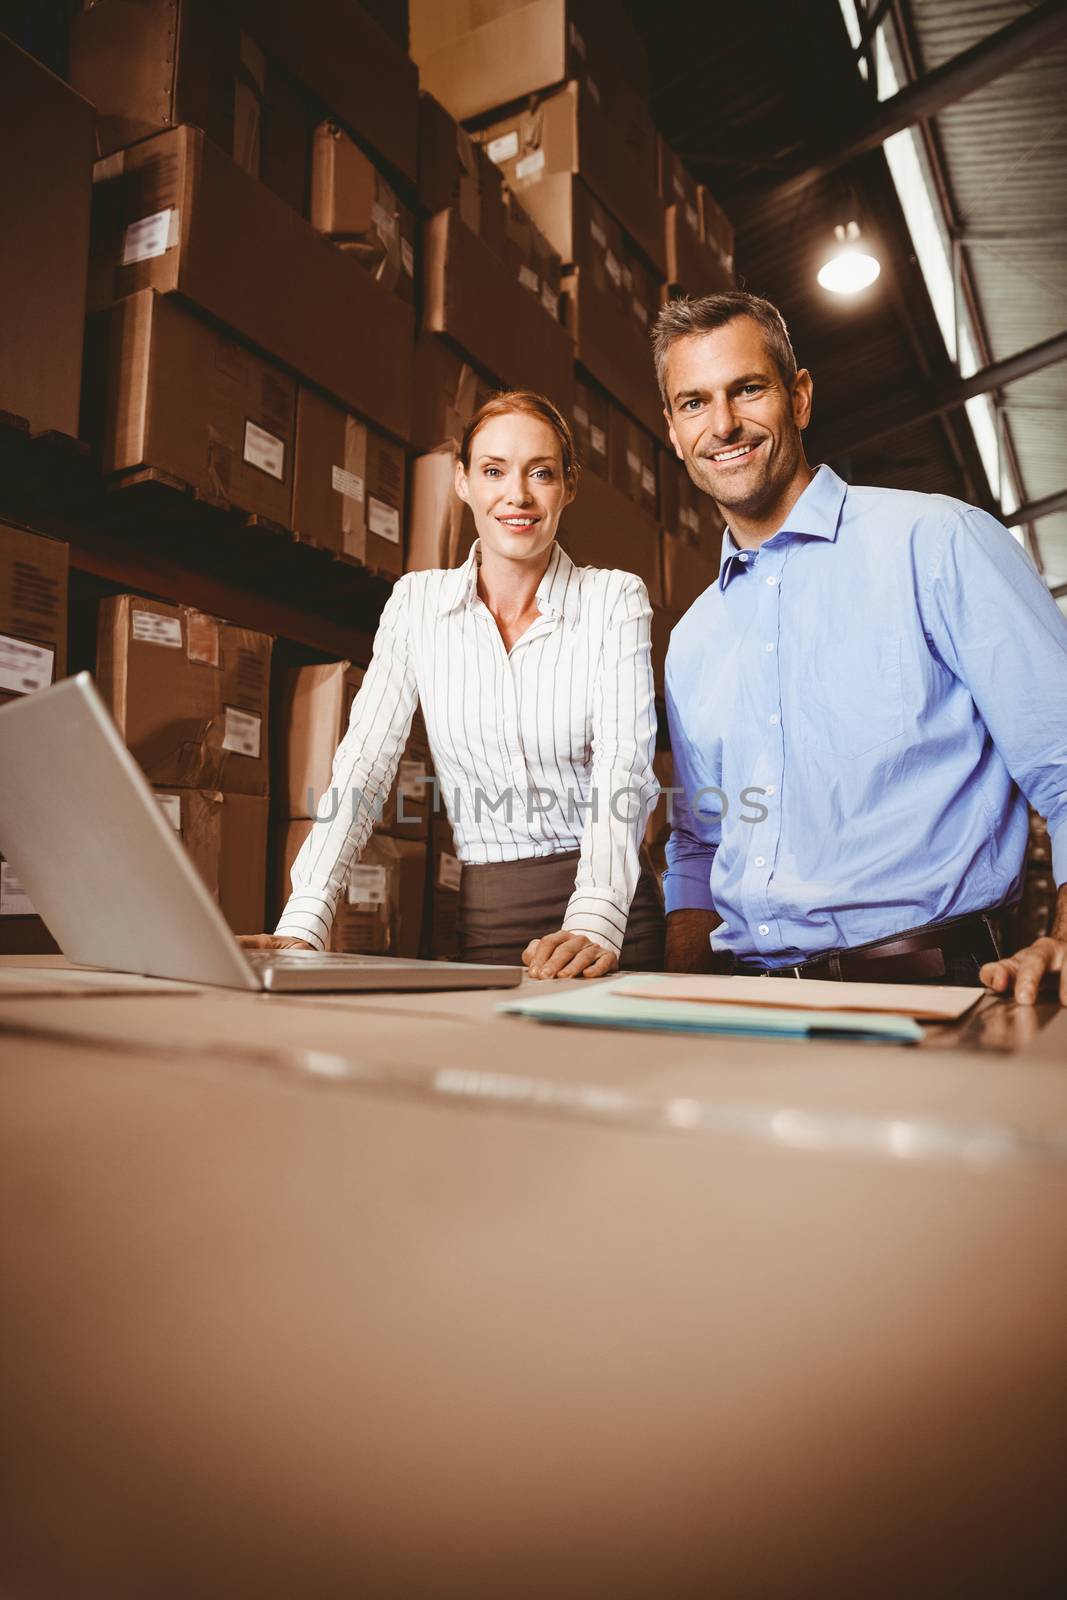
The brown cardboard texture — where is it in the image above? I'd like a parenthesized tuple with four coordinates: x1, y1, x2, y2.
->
(292, 388, 404, 574)
(410, 337, 498, 456)
(410, 0, 648, 124)
(422, 210, 574, 419)
(662, 532, 719, 613)
(277, 662, 431, 839)
(417, 93, 508, 259)
(0, 37, 93, 436)
(559, 472, 662, 606)
(572, 377, 610, 483)
(0, 526, 68, 711)
(660, 452, 726, 560)
(155, 787, 268, 933)
(699, 184, 736, 271)
(649, 605, 680, 697)
(406, 449, 478, 573)
(425, 813, 463, 961)
(279, 823, 426, 955)
(89, 127, 412, 442)
(96, 595, 272, 795)
(98, 291, 295, 526)
(475, 82, 663, 276)
(311, 124, 416, 304)
(0, 854, 59, 956)
(609, 407, 658, 520)
(564, 267, 663, 437)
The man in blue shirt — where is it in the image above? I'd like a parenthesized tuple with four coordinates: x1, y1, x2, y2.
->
(654, 291, 1067, 1002)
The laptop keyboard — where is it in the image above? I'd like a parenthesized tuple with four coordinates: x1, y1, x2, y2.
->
(246, 950, 382, 970)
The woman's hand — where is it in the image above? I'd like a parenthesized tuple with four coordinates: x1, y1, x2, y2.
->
(522, 930, 619, 980)
(237, 934, 316, 951)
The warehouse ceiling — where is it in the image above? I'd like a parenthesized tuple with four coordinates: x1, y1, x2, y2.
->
(626, 0, 1067, 597)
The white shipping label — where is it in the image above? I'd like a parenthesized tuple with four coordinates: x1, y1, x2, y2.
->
(518, 264, 539, 294)
(685, 203, 700, 233)
(243, 419, 285, 481)
(398, 759, 427, 799)
(590, 424, 607, 456)
(541, 281, 558, 318)
(604, 249, 621, 285)
(347, 864, 387, 906)
(371, 200, 397, 240)
(221, 706, 262, 759)
(486, 130, 519, 165)
(437, 852, 462, 892)
(131, 610, 182, 648)
(641, 467, 656, 497)
(156, 793, 182, 831)
(515, 148, 545, 182)
(568, 21, 586, 59)
(331, 464, 365, 503)
(121, 208, 177, 265)
(672, 173, 686, 201)
(589, 219, 607, 248)
(368, 497, 400, 543)
(632, 297, 649, 326)
(573, 404, 589, 426)
(0, 862, 35, 917)
(626, 448, 641, 475)
(400, 238, 414, 277)
(0, 634, 54, 695)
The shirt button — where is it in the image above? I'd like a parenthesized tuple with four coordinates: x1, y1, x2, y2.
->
(765, 785, 776, 796)
(758, 924, 770, 936)
(738, 552, 749, 563)
(769, 713, 779, 725)
(755, 856, 766, 867)
(766, 575, 778, 586)
(765, 643, 774, 652)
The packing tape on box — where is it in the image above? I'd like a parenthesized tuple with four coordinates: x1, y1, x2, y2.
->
(2, 1011, 1065, 1173)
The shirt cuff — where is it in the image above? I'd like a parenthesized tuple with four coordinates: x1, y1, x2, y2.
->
(663, 860, 716, 915)
(562, 891, 628, 957)
(275, 894, 333, 952)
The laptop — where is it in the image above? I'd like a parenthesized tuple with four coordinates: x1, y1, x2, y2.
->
(0, 673, 521, 993)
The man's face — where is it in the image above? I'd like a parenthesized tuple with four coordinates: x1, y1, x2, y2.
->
(663, 317, 813, 519)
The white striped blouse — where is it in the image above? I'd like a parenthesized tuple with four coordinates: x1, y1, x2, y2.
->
(275, 540, 660, 956)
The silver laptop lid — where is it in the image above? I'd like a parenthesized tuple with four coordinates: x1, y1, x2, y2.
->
(0, 673, 258, 989)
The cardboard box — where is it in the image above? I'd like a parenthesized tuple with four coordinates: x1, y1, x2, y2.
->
(572, 376, 610, 482)
(410, 0, 648, 123)
(699, 185, 736, 275)
(311, 123, 416, 305)
(421, 210, 574, 420)
(501, 189, 564, 322)
(406, 449, 478, 573)
(220, 0, 419, 183)
(559, 471, 662, 606)
(68, 0, 311, 213)
(97, 596, 272, 795)
(424, 812, 463, 960)
(609, 408, 658, 520)
(279, 822, 426, 955)
(277, 662, 431, 839)
(292, 388, 404, 572)
(661, 532, 719, 613)
(660, 453, 725, 561)
(0, 36, 93, 436)
(95, 291, 296, 526)
(0, 854, 59, 956)
(564, 266, 663, 437)
(649, 605, 679, 697)
(89, 126, 412, 442)
(0, 525, 68, 711)
(155, 788, 268, 933)
(410, 337, 498, 456)
(475, 80, 663, 276)
(417, 93, 508, 259)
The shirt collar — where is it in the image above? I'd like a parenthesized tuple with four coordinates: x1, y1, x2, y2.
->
(718, 464, 847, 590)
(436, 539, 582, 624)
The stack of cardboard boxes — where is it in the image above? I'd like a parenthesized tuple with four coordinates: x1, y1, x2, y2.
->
(94, 596, 273, 934)
(273, 662, 435, 955)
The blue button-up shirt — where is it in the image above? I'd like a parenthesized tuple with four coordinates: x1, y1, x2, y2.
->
(663, 464, 1067, 966)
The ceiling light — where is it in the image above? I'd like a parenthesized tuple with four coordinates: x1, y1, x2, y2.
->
(817, 220, 881, 295)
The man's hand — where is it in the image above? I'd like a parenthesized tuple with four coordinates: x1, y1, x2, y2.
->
(980, 935, 1067, 1006)
(522, 930, 619, 980)
(665, 909, 720, 973)
(237, 934, 316, 951)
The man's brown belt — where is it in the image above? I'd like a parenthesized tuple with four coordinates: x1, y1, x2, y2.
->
(752, 907, 1004, 984)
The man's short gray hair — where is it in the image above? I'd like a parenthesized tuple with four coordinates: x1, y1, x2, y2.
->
(651, 291, 799, 407)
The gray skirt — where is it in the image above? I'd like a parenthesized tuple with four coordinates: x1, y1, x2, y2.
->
(459, 848, 665, 970)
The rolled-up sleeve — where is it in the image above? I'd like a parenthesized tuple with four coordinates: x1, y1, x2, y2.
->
(562, 574, 659, 956)
(921, 507, 1067, 886)
(663, 643, 720, 914)
(275, 576, 419, 948)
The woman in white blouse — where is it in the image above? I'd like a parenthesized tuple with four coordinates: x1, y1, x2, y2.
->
(254, 391, 663, 979)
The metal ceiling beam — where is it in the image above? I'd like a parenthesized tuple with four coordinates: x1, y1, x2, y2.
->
(745, 0, 1067, 210)
(817, 330, 1067, 459)
(1013, 488, 1067, 527)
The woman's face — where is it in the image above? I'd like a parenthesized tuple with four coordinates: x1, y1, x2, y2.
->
(455, 411, 574, 566)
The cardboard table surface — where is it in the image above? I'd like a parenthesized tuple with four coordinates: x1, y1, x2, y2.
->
(1, 959, 1066, 1595)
